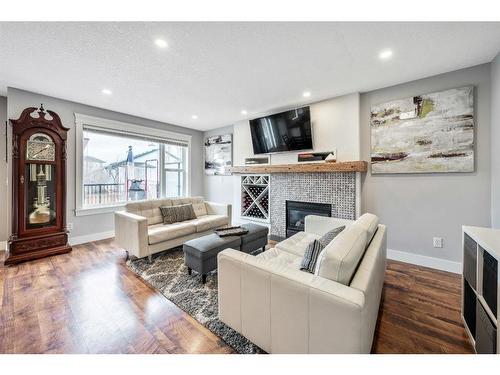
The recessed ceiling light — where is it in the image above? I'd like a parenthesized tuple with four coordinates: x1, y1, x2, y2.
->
(379, 49, 393, 60)
(241, 110, 248, 115)
(101, 89, 112, 95)
(302, 91, 311, 98)
(191, 115, 198, 120)
(155, 39, 168, 48)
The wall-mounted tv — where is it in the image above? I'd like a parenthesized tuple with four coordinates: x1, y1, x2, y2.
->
(249, 106, 312, 154)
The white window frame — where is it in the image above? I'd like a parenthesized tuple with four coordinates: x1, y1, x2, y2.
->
(74, 113, 192, 216)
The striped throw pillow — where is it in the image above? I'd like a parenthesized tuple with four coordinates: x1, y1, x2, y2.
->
(160, 204, 196, 224)
(318, 225, 346, 247)
(300, 239, 324, 274)
(301, 226, 346, 274)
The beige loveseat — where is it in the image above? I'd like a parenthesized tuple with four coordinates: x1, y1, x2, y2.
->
(218, 213, 386, 353)
(115, 197, 231, 259)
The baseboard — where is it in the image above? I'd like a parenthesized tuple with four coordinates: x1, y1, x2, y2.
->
(69, 231, 114, 246)
(0, 241, 6, 251)
(387, 248, 462, 274)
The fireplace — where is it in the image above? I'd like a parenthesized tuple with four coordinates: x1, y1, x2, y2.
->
(285, 200, 331, 238)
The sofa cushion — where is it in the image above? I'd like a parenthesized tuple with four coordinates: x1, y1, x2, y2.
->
(354, 213, 379, 243)
(148, 222, 196, 245)
(190, 214, 229, 232)
(275, 231, 320, 257)
(193, 198, 208, 217)
(126, 199, 173, 225)
(256, 248, 303, 270)
(170, 197, 192, 206)
(160, 203, 196, 224)
(315, 224, 368, 285)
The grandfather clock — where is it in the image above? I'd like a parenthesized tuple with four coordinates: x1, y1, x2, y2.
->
(6, 105, 71, 265)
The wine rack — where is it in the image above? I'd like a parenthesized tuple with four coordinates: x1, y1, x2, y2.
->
(241, 175, 270, 222)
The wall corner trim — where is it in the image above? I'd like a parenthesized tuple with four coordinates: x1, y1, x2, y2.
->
(69, 231, 114, 246)
(387, 248, 462, 274)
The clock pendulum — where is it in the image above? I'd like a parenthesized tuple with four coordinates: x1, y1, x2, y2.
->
(28, 164, 53, 225)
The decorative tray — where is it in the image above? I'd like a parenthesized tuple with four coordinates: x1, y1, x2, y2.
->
(215, 226, 249, 237)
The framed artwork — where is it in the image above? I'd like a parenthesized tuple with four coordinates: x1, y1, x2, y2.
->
(204, 134, 232, 175)
(370, 86, 474, 174)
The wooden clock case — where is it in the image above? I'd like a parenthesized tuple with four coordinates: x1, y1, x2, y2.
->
(5, 106, 72, 265)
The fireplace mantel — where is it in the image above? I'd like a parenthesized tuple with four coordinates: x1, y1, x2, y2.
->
(228, 161, 367, 174)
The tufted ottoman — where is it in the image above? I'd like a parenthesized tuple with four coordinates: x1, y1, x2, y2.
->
(183, 223, 269, 283)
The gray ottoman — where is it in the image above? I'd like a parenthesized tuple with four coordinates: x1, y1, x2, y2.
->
(183, 223, 269, 283)
(183, 234, 241, 283)
(240, 223, 269, 253)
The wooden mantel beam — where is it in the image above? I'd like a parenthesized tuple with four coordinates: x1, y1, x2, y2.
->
(227, 161, 368, 174)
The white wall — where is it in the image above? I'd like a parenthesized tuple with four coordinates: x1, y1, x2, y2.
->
(203, 93, 361, 224)
(232, 93, 360, 165)
(491, 52, 500, 228)
(7, 87, 205, 243)
(203, 125, 234, 207)
(0, 96, 7, 245)
(360, 63, 491, 267)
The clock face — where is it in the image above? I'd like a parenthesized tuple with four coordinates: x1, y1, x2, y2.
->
(26, 133, 55, 162)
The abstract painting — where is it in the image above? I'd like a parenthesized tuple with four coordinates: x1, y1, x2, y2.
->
(204, 134, 232, 175)
(370, 86, 474, 174)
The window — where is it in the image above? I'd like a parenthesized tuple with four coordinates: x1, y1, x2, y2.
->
(75, 114, 191, 215)
(164, 144, 187, 197)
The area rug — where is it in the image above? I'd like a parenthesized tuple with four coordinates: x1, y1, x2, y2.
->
(127, 248, 264, 354)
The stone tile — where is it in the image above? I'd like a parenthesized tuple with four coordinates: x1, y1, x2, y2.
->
(269, 172, 356, 238)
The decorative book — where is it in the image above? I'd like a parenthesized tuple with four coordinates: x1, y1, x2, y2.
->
(215, 226, 249, 237)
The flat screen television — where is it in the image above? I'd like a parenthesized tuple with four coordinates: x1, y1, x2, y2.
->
(249, 106, 312, 154)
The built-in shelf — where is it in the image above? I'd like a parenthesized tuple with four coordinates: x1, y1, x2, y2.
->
(228, 161, 368, 174)
(240, 175, 270, 222)
(462, 226, 499, 354)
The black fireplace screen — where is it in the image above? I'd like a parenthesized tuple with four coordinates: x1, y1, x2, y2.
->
(285, 200, 331, 237)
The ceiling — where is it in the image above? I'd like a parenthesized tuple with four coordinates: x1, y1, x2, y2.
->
(1, 22, 500, 131)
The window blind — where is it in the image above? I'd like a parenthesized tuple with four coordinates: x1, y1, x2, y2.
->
(83, 125, 189, 148)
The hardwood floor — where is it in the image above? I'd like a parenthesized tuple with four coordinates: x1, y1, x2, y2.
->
(0, 239, 474, 354)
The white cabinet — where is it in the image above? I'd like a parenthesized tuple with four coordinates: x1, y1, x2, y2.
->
(462, 226, 500, 354)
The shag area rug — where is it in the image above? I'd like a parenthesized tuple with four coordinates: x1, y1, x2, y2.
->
(127, 248, 264, 354)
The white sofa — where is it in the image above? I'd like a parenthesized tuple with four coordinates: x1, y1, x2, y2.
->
(115, 197, 231, 259)
(217, 213, 386, 354)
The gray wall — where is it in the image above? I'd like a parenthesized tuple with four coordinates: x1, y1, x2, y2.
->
(0, 96, 7, 243)
(491, 53, 500, 228)
(360, 64, 492, 263)
(203, 125, 235, 206)
(7, 87, 204, 240)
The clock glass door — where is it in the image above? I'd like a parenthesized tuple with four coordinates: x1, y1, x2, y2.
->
(24, 133, 57, 230)
(24, 163, 57, 229)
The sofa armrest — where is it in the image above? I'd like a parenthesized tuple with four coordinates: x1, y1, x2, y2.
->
(217, 249, 366, 353)
(304, 215, 354, 237)
(114, 211, 149, 258)
(205, 201, 232, 224)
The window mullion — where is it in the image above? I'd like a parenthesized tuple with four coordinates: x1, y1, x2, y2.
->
(159, 143, 166, 198)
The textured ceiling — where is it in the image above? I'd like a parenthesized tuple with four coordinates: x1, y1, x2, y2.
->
(1, 22, 500, 130)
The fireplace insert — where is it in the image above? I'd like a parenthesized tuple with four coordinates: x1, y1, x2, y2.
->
(285, 200, 331, 238)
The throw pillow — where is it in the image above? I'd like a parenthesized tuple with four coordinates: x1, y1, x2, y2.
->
(313, 225, 346, 275)
(160, 203, 196, 224)
(300, 239, 324, 274)
(318, 225, 346, 247)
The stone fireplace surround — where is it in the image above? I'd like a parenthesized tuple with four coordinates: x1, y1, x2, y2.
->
(269, 172, 357, 240)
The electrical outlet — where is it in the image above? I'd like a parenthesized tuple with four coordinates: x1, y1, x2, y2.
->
(67, 222, 74, 232)
(433, 237, 443, 248)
